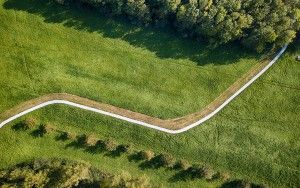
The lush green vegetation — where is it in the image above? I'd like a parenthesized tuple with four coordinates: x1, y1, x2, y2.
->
(0, 0, 260, 118)
(0, 0, 299, 187)
(0, 158, 153, 187)
(1, 118, 269, 188)
(1, 119, 224, 188)
(1, 43, 299, 187)
(54, 0, 300, 52)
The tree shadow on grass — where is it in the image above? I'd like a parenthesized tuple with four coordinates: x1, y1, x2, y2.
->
(104, 150, 123, 158)
(127, 153, 142, 162)
(138, 160, 160, 170)
(138, 156, 170, 170)
(169, 170, 192, 182)
(218, 179, 266, 188)
(169, 169, 212, 183)
(65, 134, 87, 149)
(104, 144, 131, 158)
(3, 0, 258, 66)
(11, 122, 28, 131)
(30, 125, 48, 137)
(55, 131, 69, 141)
(84, 145, 105, 155)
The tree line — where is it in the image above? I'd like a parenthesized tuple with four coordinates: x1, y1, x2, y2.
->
(55, 0, 300, 52)
(0, 158, 152, 187)
(8, 117, 269, 188)
(0, 158, 267, 188)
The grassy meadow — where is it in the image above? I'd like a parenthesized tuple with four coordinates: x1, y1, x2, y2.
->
(0, 0, 299, 187)
(0, 0, 259, 118)
(0, 46, 299, 187)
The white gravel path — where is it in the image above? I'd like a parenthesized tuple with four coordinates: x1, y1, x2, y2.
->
(0, 45, 288, 134)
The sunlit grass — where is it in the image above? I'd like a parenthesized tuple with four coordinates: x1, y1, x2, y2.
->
(0, 0, 259, 118)
(0, 0, 299, 187)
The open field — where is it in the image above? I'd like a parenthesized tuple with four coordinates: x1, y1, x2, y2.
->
(0, 0, 299, 187)
(0, 44, 299, 187)
(0, 0, 259, 119)
(0, 125, 224, 188)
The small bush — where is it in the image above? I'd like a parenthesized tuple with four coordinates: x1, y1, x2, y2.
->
(137, 150, 154, 161)
(102, 172, 151, 188)
(23, 118, 38, 129)
(201, 166, 215, 180)
(85, 134, 98, 146)
(103, 138, 117, 151)
(41, 123, 56, 134)
(66, 131, 77, 140)
(12, 117, 37, 131)
(219, 172, 230, 181)
(174, 159, 190, 170)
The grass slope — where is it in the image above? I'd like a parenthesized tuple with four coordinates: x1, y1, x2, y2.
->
(0, 0, 299, 187)
(1, 45, 299, 187)
(0, 0, 259, 119)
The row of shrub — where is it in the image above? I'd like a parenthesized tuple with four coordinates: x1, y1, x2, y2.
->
(11, 117, 268, 187)
(12, 117, 56, 137)
(53, 0, 300, 52)
(11, 118, 227, 181)
(57, 130, 224, 181)
(0, 158, 152, 188)
(69, 132, 133, 154)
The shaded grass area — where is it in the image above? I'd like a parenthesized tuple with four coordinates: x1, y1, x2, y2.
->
(0, 0, 258, 119)
(1, 44, 299, 187)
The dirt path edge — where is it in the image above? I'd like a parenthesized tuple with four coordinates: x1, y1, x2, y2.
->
(0, 45, 288, 134)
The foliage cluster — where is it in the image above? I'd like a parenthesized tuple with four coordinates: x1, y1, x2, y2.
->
(9, 118, 274, 187)
(54, 0, 300, 52)
(0, 158, 152, 188)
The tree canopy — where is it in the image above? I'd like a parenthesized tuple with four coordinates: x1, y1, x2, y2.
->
(0, 158, 152, 188)
(56, 0, 299, 52)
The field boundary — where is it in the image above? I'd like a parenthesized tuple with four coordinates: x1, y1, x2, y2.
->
(0, 45, 287, 134)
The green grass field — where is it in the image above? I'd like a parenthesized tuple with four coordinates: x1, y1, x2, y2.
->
(0, 0, 299, 187)
(0, 0, 259, 118)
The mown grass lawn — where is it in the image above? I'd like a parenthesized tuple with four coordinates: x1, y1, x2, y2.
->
(0, 0, 299, 187)
(0, 0, 259, 118)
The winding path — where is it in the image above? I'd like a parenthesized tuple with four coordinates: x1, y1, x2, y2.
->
(0, 45, 288, 134)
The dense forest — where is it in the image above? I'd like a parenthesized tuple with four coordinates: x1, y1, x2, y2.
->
(55, 0, 300, 52)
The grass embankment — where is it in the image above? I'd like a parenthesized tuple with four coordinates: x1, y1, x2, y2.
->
(0, 0, 299, 187)
(0, 0, 259, 119)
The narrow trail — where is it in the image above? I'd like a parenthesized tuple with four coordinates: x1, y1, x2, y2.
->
(0, 45, 288, 134)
